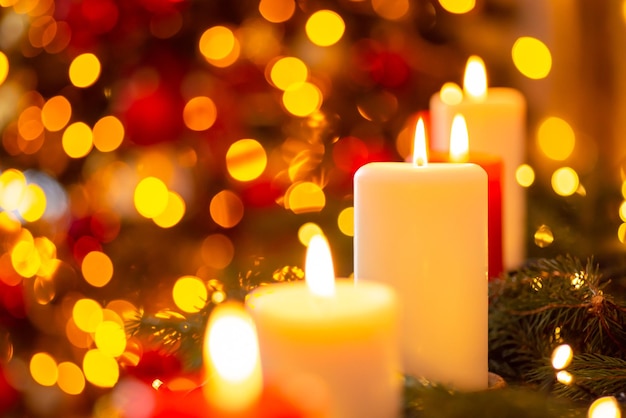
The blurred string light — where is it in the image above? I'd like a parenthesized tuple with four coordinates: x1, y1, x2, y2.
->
(226, 139, 267, 182)
(173, 275, 208, 313)
(0, 51, 8, 85)
(438, 0, 475, 14)
(512, 36, 552, 80)
(259, 0, 296, 23)
(69, 53, 101, 88)
(199, 25, 240, 67)
(305, 10, 345, 47)
(515, 164, 535, 187)
(588, 396, 622, 418)
(372, 0, 410, 20)
(537, 117, 575, 161)
(551, 167, 580, 197)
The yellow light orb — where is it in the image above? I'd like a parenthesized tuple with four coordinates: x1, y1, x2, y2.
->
(588, 396, 621, 418)
(173, 275, 208, 313)
(551, 344, 573, 370)
(285, 181, 325, 214)
(18, 183, 47, 222)
(69, 53, 101, 88)
(226, 139, 267, 182)
(269, 57, 308, 91)
(297, 222, 323, 246)
(153, 191, 186, 228)
(438, 0, 475, 14)
(515, 164, 535, 187)
(30, 352, 58, 387)
(199, 26, 240, 67)
(57, 361, 85, 395)
(93, 116, 125, 152)
(282, 82, 322, 117)
(11, 239, 41, 279)
(551, 167, 579, 197)
(259, 0, 296, 23)
(72, 298, 103, 333)
(82, 349, 119, 388)
(0, 51, 8, 86)
(134, 177, 169, 219)
(305, 10, 345, 47)
(537, 117, 575, 161)
(41, 95, 72, 132)
(512, 36, 552, 80)
(183, 96, 217, 131)
(94, 321, 127, 357)
(62, 122, 93, 158)
(337, 207, 354, 237)
(81, 251, 114, 287)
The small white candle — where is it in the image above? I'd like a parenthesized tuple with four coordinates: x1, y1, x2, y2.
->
(203, 301, 263, 414)
(246, 234, 401, 418)
(429, 55, 527, 271)
(354, 119, 488, 391)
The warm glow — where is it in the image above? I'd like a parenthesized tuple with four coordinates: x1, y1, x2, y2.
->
(438, 0, 476, 14)
(556, 370, 573, 385)
(57, 362, 85, 395)
(439, 82, 463, 105)
(83, 349, 119, 388)
(305, 10, 345, 47)
(282, 82, 323, 117)
(226, 139, 267, 182)
(412, 117, 428, 166)
(0, 51, 8, 86)
(512, 37, 552, 80)
(463, 55, 487, 101)
(588, 396, 622, 418)
(62, 122, 94, 158)
(93, 116, 125, 152)
(337, 207, 354, 237)
(551, 167, 579, 197)
(516, 164, 535, 187)
(449, 114, 469, 162)
(94, 321, 127, 357)
(41, 95, 72, 132)
(305, 234, 336, 298)
(551, 344, 573, 370)
(134, 177, 169, 219)
(259, 0, 296, 23)
(269, 56, 308, 90)
(30, 352, 58, 386)
(183, 96, 217, 131)
(210, 190, 244, 228)
(81, 251, 114, 287)
(173, 275, 208, 313)
(69, 53, 101, 88)
(204, 302, 262, 412)
(537, 116, 575, 161)
(153, 191, 186, 228)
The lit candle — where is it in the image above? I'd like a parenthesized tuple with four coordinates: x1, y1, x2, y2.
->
(429, 55, 527, 271)
(203, 301, 263, 415)
(354, 118, 488, 391)
(246, 234, 401, 418)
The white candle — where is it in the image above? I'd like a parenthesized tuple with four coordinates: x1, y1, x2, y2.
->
(354, 118, 488, 391)
(246, 234, 401, 418)
(203, 301, 263, 414)
(429, 55, 527, 271)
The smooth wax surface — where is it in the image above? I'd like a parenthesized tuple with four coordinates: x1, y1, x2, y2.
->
(246, 280, 400, 418)
(354, 162, 488, 391)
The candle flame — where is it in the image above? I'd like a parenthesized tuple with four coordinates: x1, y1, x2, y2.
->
(588, 396, 622, 418)
(449, 114, 469, 162)
(412, 117, 428, 167)
(305, 234, 336, 297)
(204, 302, 262, 412)
(463, 55, 487, 101)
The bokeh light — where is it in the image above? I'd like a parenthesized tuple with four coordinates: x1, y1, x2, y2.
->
(57, 362, 86, 395)
(83, 349, 119, 388)
(41, 96, 72, 132)
(94, 321, 126, 357)
(551, 344, 573, 370)
(259, 0, 296, 23)
(226, 139, 267, 182)
(269, 57, 308, 90)
(551, 167, 579, 196)
(30, 352, 58, 387)
(512, 36, 552, 79)
(69, 53, 101, 88)
(134, 177, 169, 219)
(18, 183, 46, 222)
(297, 222, 323, 246)
(0, 51, 8, 86)
(305, 10, 345, 47)
(438, 0, 476, 14)
(439, 82, 463, 105)
(93, 116, 124, 152)
(201, 234, 234, 269)
(73, 298, 103, 333)
(372, 0, 410, 20)
(81, 251, 114, 287)
(210, 190, 244, 228)
(282, 82, 323, 117)
(515, 164, 535, 187)
(62, 122, 94, 158)
(173, 275, 208, 313)
(537, 117, 575, 161)
(183, 96, 217, 131)
(199, 26, 240, 67)
(285, 181, 325, 214)
(337, 207, 354, 237)
(153, 191, 186, 228)
(588, 396, 622, 418)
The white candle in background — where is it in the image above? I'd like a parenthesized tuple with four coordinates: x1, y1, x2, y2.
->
(246, 234, 401, 418)
(429, 55, 527, 271)
(354, 118, 488, 391)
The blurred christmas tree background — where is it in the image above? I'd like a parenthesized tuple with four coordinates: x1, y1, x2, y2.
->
(1, 0, 626, 416)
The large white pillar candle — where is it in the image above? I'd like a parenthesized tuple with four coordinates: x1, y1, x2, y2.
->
(429, 55, 527, 271)
(354, 118, 488, 391)
(246, 235, 401, 418)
